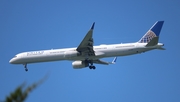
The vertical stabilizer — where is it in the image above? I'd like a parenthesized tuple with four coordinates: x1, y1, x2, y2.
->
(138, 21, 164, 46)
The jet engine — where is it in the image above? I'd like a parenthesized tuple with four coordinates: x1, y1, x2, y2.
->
(72, 61, 89, 69)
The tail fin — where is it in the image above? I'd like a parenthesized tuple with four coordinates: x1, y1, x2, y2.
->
(138, 21, 164, 46)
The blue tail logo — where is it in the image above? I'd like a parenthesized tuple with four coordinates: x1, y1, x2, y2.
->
(138, 21, 164, 43)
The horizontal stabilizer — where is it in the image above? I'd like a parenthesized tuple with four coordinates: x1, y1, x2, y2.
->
(157, 47, 166, 50)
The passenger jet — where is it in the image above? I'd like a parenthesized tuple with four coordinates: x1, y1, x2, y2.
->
(9, 21, 165, 71)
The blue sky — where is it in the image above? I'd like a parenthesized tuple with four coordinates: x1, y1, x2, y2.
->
(1, 0, 180, 102)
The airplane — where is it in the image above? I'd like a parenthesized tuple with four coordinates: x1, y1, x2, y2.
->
(9, 21, 165, 71)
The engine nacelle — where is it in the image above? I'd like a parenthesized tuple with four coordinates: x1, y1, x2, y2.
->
(72, 61, 89, 69)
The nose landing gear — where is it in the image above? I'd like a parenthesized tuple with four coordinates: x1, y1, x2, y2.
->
(23, 64, 28, 72)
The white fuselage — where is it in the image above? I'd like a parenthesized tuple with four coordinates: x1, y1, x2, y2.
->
(9, 42, 164, 64)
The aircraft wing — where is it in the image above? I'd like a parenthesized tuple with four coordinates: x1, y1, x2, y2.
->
(93, 57, 117, 65)
(76, 22, 95, 56)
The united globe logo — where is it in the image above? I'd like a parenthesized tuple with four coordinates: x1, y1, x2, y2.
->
(139, 30, 157, 43)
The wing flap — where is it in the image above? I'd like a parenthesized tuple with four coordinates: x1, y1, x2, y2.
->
(93, 60, 109, 65)
(93, 57, 117, 65)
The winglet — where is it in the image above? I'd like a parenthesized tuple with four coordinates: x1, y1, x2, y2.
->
(111, 57, 117, 64)
(91, 22, 95, 30)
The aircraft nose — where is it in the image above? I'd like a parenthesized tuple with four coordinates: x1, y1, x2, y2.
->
(9, 59, 13, 64)
(9, 58, 15, 64)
